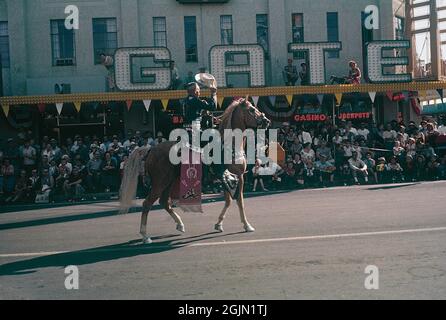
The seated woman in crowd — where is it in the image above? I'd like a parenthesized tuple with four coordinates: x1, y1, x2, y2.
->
(252, 159, 268, 192)
(63, 167, 85, 202)
(315, 155, 336, 187)
(364, 152, 378, 184)
(386, 156, 404, 182)
(5, 170, 29, 203)
(101, 152, 118, 193)
(403, 155, 416, 182)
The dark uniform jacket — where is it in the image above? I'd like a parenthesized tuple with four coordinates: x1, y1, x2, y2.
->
(184, 95, 217, 125)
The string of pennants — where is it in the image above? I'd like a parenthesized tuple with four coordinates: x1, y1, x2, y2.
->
(1, 89, 445, 117)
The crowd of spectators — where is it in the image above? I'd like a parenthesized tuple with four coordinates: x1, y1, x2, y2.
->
(1, 117, 446, 205)
(248, 117, 446, 191)
(0, 129, 167, 204)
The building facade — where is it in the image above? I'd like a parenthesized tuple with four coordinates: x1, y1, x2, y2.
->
(0, 0, 405, 96)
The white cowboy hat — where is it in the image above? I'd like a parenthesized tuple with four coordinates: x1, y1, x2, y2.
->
(194, 73, 217, 89)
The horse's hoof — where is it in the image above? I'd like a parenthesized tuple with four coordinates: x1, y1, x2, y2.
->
(244, 224, 255, 232)
(142, 236, 153, 244)
(214, 224, 224, 233)
(176, 223, 186, 233)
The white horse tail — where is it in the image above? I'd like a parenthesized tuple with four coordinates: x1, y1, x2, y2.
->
(119, 146, 151, 214)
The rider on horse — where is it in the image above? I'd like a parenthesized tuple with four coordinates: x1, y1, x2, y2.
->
(184, 82, 217, 131)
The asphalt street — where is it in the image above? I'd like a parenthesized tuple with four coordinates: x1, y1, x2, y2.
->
(0, 181, 445, 299)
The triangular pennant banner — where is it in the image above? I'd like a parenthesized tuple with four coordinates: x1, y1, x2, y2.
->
(317, 94, 324, 105)
(56, 103, 63, 115)
(334, 93, 343, 104)
(252, 96, 259, 107)
(269, 96, 276, 106)
(143, 99, 152, 112)
(368, 92, 377, 103)
(161, 99, 169, 110)
(74, 102, 81, 112)
(286, 95, 293, 107)
(217, 96, 224, 109)
(37, 103, 46, 113)
(1, 104, 10, 117)
(126, 100, 133, 111)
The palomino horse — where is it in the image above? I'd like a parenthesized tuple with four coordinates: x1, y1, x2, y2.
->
(119, 98, 271, 244)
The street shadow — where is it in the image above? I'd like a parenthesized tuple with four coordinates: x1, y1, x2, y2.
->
(366, 183, 419, 191)
(0, 231, 245, 276)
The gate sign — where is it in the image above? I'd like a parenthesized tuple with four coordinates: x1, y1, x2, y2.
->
(114, 40, 412, 91)
(367, 40, 412, 83)
(288, 42, 342, 85)
(114, 47, 171, 91)
(209, 44, 266, 87)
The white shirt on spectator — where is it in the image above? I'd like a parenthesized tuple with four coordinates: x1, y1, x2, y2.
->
(343, 145, 354, 157)
(300, 149, 315, 163)
(357, 128, 370, 140)
(299, 131, 312, 145)
(258, 161, 281, 176)
(383, 130, 397, 140)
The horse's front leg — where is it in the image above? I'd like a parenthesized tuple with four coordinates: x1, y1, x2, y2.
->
(236, 176, 255, 232)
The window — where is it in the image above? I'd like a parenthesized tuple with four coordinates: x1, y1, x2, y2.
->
(292, 13, 305, 59)
(153, 17, 167, 47)
(93, 18, 118, 64)
(184, 16, 198, 62)
(0, 22, 10, 68)
(256, 14, 269, 58)
(50, 20, 76, 66)
(361, 12, 374, 79)
(220, 15, 233, 45)
(395, 16, 405, 40)
(327, 12, 339, 58)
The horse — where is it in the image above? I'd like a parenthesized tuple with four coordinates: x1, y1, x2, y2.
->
(119, 98, 271, 244)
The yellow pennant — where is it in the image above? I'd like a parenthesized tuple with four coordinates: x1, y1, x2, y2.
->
(161, 99, 169, 110)
(418, 90, 426, 100)
(217, 96, 225, 109)
(286, 95, 293, 107)
(74, 102, 82, 112)
(335, 93, 343, 105)
(2, 104, 10, 117)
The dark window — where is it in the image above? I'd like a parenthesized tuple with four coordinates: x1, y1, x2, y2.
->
(292, 13, 305, 59)
(153, 17, 167, 47)
(184, 16, 198, 62)
(395, 16, 405, 40)
(327, 12, 339, 58)
(0, 21, 10, 68)
(50, 20, 76, 66)
(361, 12, 374, 80)
(93, 18, 118, 64)
(256, 14, 269, 58)
(220, 15, 233, 45)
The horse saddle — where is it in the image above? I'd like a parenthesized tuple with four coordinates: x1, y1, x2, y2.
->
(222, 169, 239, 200)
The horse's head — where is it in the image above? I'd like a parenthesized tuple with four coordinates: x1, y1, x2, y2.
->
(237, 98, 271, 130)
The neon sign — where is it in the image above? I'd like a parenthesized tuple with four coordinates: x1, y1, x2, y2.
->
(114, 40, 411, 91)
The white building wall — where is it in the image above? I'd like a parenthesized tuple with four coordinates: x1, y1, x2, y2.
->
(1, 0, 403, 96)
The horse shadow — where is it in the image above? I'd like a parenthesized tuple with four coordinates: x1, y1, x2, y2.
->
(0, 231, 245, 276)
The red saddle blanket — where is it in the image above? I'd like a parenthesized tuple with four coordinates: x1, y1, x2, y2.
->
(171, 149, 203, 213)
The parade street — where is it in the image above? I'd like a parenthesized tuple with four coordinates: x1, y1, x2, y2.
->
(0, 181, 445, 300)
